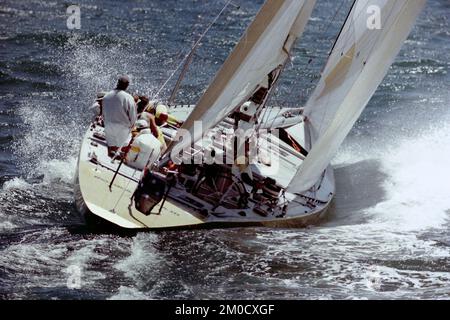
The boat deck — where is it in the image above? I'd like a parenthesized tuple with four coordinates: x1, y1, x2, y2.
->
(75, 106, 335, 229)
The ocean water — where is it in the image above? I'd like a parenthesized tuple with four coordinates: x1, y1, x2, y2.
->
(0, 0, 449, 299)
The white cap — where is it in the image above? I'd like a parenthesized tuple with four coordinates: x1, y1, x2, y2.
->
(135, 119, 149, 130)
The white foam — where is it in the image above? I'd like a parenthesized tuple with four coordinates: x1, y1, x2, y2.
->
(37, 158, 77, 184)
(114, 233, 161, 279)
(368, 126, 450, 231)
(2, 177, 32, 191)
(64, 240, 109, 287)
(333, 139, 375, 166)
(0, 220, 18, 231)
(255, 226, 450, 299)
(108, 286, 151, 300)
(0, 229, 70, 289)
(1, 158, 76, 193)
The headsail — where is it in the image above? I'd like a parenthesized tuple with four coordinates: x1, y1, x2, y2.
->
(167, 0, 317, 156)
(288, 0, 426, 192)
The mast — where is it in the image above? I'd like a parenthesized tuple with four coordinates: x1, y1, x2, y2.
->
(167, 45, 197, 106)
(164, 0, 317, 159)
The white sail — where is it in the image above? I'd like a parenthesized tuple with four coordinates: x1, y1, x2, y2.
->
(168, 0, 317, 155)
(288, 0, 426, 192)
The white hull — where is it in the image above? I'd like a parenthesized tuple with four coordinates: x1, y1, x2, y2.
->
(74, 106, 335, 230)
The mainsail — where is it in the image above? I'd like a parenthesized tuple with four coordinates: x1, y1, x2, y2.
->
(167, 0, 317, 156)
(288, 0, 426, 192)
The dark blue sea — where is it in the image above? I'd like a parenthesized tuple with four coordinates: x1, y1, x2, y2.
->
(0, 0, 449, 299)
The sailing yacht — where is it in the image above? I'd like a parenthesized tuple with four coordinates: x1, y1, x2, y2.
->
(74, 0, 426, 229)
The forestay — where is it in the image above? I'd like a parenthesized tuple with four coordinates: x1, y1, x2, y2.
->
(288, 0, 426, 192)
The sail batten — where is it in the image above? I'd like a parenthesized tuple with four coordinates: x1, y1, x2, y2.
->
(287, 0, 426, 192)
(166, 0, 317, 156)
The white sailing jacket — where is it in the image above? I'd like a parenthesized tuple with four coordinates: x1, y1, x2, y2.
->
(103, 89, 137, 147)
(126, 129, 161, 170)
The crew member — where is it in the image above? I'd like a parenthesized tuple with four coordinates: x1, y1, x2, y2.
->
(232, 100, 257, 185)
(90, 91, 106, 125)
(136, 95, 150, 116)
(91, 91, 106, 116)
(102, 75, 137, 157)
(144, 101, 183, 128)
(140, 104, 171, 152)
(125, 119, 162, 170)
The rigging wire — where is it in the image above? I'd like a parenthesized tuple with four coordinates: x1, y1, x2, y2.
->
(295, 0, 350, 103)
(326, 0, 357, 58)
(112, 170, 137, 212)
(315, 0, 357, 137)
(152, 0, 235, 101)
